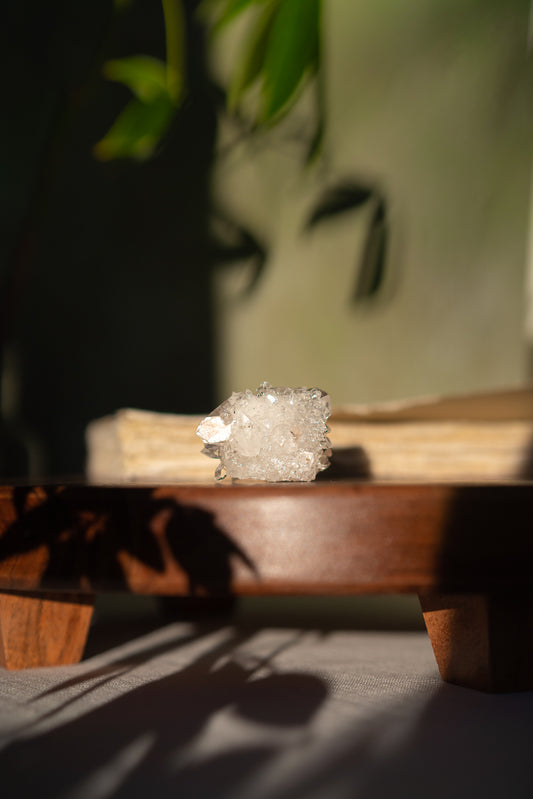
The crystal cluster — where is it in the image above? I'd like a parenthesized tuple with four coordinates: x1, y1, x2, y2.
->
(196, 382, 332, 482)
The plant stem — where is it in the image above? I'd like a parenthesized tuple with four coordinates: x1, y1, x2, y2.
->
(162, 0, 186, 103)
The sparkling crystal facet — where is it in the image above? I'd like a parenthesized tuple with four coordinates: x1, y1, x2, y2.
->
(196, 383, 332, 482)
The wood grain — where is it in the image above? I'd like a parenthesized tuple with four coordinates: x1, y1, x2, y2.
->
(0, 481, 532, 688)
(0, 590, 94, 670)
(420, 592, 533, 692)
(0, 483, 531, 595)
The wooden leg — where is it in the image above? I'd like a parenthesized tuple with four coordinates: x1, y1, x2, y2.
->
(419, 592, 533, 692)
(0, 591, 94, 670)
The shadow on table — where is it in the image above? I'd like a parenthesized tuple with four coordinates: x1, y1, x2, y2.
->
(0, 485, 256, 595)
(264, 682, 533, 799)
(2, 626, 532, 799)
(317, 446, 372, 480)
(0, 625, 329, 799)
(517, 434, 533, 480)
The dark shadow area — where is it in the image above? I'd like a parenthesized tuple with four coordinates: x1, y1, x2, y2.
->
(422, 482, 533, 691)
(0, 484, 256, 594)
(433, 485, 533, 595)
(265, 683, 533, 799)
(0, 626, 329, 799)
(2, 0, 218, 477)
(2, 625, 532, 799)
(230, 595, 425, 632)
(25, 592, 423, 711)
(37, 625, 207, 700)
(208, 207, 268, 299)
(157, 594, 238, 623)
(517, 434, 533, 480)
(317, 446, 372, 480)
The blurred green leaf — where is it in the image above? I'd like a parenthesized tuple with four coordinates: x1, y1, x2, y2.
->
(227, 1, 278, 112)
(260, 0, 320, 123)
(97, 1, 186, 162)
(93, 93, 176, 161)
(102, 56, 169, 103)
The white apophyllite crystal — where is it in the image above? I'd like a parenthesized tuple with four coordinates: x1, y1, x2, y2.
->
(196, 382, 332, 482)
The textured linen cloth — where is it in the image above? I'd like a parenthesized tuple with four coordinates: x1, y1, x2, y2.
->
(0, 602, 532, 799)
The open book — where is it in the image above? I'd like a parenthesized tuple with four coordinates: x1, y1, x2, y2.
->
(85, 386, 533, 483)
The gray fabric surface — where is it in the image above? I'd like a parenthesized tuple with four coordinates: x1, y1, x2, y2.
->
(1, 605, 532, 799)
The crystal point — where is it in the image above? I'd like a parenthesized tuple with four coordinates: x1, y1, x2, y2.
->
(196, 383, 331, 482)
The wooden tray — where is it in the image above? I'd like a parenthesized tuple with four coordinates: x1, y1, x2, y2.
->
(1, 481, 532, 691)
